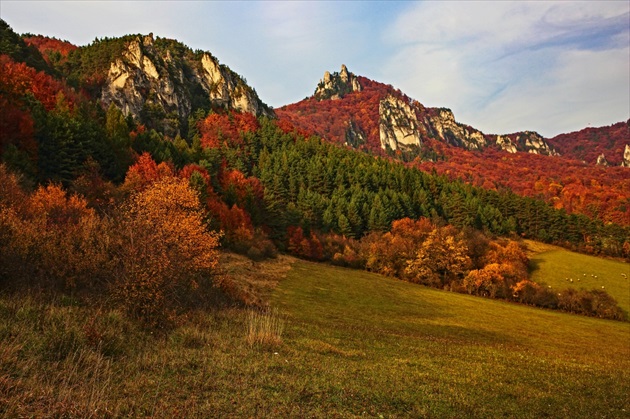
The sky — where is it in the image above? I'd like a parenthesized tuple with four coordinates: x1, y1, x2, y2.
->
(1, 1, 628, 138)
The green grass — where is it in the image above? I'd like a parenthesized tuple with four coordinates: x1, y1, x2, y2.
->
(1, 257, 629, 417)
(528, 247, 630, 313)
(272, 261, 630, 417)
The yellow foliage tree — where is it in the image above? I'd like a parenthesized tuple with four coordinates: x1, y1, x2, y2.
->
(405, 226, 471, 287)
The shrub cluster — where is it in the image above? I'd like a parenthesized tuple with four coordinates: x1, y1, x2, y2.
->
(0, 164, 221, 329)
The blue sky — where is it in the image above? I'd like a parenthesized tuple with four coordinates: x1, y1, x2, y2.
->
(1, 1, 628, 137)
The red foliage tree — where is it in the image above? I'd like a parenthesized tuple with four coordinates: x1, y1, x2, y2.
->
(198, 111, 259, 149)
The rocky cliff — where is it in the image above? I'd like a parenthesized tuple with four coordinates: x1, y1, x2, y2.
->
(379, 95, 422, 151)
(425, 108, 487, 150)
(303, 65, 560, 158)
(621, 145, 630, 167)
(101, 34, 272, 137)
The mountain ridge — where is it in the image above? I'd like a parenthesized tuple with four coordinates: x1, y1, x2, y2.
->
(279, 65, 628, 166)
(11, 24, 627, 166)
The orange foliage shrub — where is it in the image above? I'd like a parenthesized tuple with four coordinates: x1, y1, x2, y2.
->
(0, 166, 113, 290)
(287, 226, 323, 260)
(357, 217, 435, 277)
(115, 175, 221, 327)
(405, 226, 471, 287)
(463, 263, 509, 298)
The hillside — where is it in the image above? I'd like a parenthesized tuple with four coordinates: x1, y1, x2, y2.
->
(547, 120, 630, 166)
(0, 20, 628, 297)
(277, 66, 630, 225)
(278, 65, 559, 157)
(2, 257, 628, 416)
(1, 19, 629, 417)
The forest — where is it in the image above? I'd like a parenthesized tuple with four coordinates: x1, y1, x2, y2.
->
(1, 19, 628, 325)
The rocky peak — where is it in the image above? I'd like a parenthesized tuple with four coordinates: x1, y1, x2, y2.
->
(519, 131, 558, 156)
(426, 108, 487, 150)
(495, 135, 518, 153)
(197, 52, 266, 117)
(314, 64, 362, 100)
(102, 35, 172, 119)
(596, 153, 609, 166)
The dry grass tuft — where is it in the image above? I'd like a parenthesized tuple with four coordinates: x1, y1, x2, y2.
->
(245, 309, 285, 348)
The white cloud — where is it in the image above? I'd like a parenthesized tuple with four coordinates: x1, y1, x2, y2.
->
(383, 1, 630, 136)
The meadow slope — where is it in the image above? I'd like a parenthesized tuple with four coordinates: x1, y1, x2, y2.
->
(527, 241, 630, 313)
(1, 257, 628, 417)
(271, 261, 629, 417)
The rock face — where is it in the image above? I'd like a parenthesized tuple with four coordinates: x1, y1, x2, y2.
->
(427, 108, 487, 150)
(314, 64, 362, 100)
(516, 131, 559, 156)
(424, 109, 558, 155)
(495, 135, 518, 153)
(284, 64, 563, 160)
(198, 53, 263, 116)
(101, 34, 271, 136)
(621, 145, 630, 167)
(102, 35, 189, 136)
(379, 96, 421, 151)
(596, 153, 609, 166)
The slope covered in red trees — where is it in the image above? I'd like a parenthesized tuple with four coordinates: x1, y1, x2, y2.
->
(420, 140, 630, 226)
(276, 77, 398, 155)
(547, 121, 629, 166)
(23, 35, 78, 65)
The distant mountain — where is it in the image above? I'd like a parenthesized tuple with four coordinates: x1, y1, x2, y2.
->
(277, 65, 629, 225)
(1, 18, 628, 227)
(13, 26, 273, 139)
(547, 121, 630, 167)
(277, 65, 560, 160)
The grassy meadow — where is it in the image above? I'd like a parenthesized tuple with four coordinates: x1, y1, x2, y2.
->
(526, 240, 630, 313)
(1, 254, 629, 417)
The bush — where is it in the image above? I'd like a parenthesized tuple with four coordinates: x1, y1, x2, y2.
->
(113, 175, 221, 329)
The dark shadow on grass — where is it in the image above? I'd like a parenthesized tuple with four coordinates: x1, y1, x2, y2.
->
(528, 257, 542, 275)
(418, 323, 519, 347)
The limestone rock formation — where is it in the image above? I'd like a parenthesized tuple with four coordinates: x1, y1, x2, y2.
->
(495, 135, 518, 154)
(198, 53, 263, 116)
(596, 153, 609, 166)
(102, 35, 189, 136)
(344, 120, 366, 148)
(101, 34, 271, 137)
(427, 108, 487, 150)
(314, 64, 362, 100)
(621, 145, 630, 167)
(518, 131, 559, 156)
(379, 96, 421, 151)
